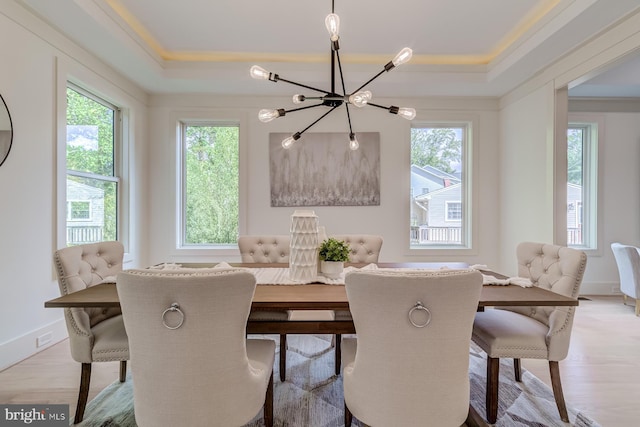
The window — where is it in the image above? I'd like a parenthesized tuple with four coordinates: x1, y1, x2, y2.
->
(67, 201, 91, 221)
(180, 123, 239, 246)
(446, 201, 462, 221)
(567, 123, 597, 249)
(65, 84, 120, 246)
(410, 125, 469, 247)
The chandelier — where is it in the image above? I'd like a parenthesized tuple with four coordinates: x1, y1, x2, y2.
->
(250, 0, 416, 151)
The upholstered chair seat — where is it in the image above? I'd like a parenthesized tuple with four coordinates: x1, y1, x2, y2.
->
(237, 235, 290, 381)
(342, 268, 483, 426)
(53, 241, 129, 424)
(117, 268, 275, 427)
(472, 242, 587, 423)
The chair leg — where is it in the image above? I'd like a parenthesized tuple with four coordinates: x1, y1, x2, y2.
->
(549, 361, 569, 422)
(335, 334, 342, 375)
(119, 360, 127, 382)
(344, 402, 352, 427)
(486, 356, 499, 424)
(279, 334, 286, 382)
(513, 358, 522, 382)
(264, 372, 274, 427)
(73, 363, 91, 424)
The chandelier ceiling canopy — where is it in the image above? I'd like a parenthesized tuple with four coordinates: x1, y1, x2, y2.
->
(250, 0, 415, 151)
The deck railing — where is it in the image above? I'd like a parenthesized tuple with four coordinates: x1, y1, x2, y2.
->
(67, 226, 103, 245)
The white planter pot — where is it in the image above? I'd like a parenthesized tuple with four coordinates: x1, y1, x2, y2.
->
(320, 261, 344, 279)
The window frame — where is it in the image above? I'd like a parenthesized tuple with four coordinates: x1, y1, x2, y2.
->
(171, 111, 247, 258)
(407, 118, 477, 255)
(567, 117, 601, 252)
(63, 82, 123, 246)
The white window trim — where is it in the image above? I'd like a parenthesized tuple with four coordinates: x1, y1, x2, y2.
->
(406, 114, 479, 256)
(567, 113, 604, 255)
(170, 110, 248, 259)
(55, 58, 131, 263)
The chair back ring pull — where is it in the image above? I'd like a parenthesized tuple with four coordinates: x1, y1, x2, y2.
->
(162, 303, 184, 330)
(408, 301, 431, 328)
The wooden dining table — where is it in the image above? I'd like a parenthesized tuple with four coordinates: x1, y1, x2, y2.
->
(44, 262, 576, 427)
(44, 262, 578, 335)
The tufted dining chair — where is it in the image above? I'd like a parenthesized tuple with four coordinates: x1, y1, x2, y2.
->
(472, 242, 587, 423)
(117, 268, 275, 427)
(53, 241, 129, 424)
(238, 235, 290, 263)
(611, 242, 640, 316)
(237, 235, 290, 381)
(342, 268, 483, 426)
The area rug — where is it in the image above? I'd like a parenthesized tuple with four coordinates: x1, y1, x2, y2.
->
(74, 335, 600, 427)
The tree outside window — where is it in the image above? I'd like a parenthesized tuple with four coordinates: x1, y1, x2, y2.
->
(181, 124, 239, 245)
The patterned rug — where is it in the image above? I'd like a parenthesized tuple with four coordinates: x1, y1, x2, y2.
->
(74, 335, 600, 427)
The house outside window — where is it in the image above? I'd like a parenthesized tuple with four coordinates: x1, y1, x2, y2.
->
(567, 122, 598, 249)
(180, 123, 239, 247)
(65, 84, 120, 246)
(410, 124, 469, 247)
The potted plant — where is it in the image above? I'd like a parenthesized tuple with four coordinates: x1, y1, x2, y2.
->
(318, 237, 351, 279)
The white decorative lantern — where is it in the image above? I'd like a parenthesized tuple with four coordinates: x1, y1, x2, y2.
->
(289, 210, 319, 283)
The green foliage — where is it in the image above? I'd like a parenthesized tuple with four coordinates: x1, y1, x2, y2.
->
(411, 127, 461, 173)
(567, 128, 583, 185)
(184, 125, 239, 244)
(318, 238, 350, 262)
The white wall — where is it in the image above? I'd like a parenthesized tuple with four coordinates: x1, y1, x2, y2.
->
(147, 95, 501, 267)
(579, 110, 640, 293)
(0, 4, 149, 370)
(497, 83, 556, 275)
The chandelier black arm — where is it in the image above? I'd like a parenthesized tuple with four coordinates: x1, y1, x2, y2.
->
(283, 103, 326, 114)
(336, 50, 347, 96)
(351, 69, 386, 95)
(367, 102, 399, 114)
(275, 76, 330, 95)
(297, 105, 340, 136)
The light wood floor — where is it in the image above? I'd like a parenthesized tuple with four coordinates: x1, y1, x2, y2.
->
(1, 295, 639, 425)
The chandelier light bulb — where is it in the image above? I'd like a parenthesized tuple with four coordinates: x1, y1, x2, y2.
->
(397, 107, 416, 120)
(325, 13, 340, 41)
(349, 133, 359, 150)
(293, 94, 305, 104)
(258, 109, 281, 123)
(348, 90, 372, 108)
(282, 136, 297, 149)
(250, 65, 270, 80)
(392, 47, 413, 67)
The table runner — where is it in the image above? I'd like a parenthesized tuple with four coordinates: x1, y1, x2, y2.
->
(147, 262, 532, 287)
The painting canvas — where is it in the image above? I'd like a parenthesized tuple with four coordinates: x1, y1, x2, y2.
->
(269, 132, 380, 207)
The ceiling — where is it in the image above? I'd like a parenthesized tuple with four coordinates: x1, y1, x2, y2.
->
(16, 0, 640, 98)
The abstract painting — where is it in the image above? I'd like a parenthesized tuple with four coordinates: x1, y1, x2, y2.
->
(269, 132, 380, 207)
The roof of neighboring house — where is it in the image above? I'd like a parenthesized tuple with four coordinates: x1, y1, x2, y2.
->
(67, 178, 104, 198)
(411, 164, 461, 187)
(414, 182, 462, 201)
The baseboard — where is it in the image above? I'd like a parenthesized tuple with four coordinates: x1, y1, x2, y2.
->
(580, 281, 621, 296)
(0, 319, 68, 371)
